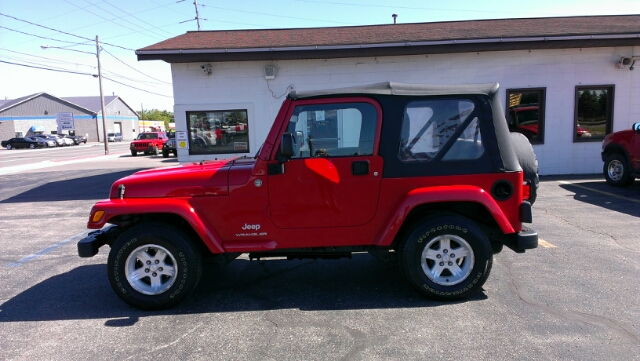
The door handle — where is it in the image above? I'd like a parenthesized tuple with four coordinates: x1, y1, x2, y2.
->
(351, 161, 369, 176)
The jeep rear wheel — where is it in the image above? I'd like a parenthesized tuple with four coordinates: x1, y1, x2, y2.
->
(603, 153, 634, 187)
(399, 216, 492, 301)
(107, 223, 203, 310)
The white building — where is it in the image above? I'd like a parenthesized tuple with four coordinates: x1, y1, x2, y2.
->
(136, 15, 639, 175)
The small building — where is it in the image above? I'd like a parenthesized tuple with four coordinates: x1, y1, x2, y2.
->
(0, 93, 139, 142)
(136, 15, 640, 175)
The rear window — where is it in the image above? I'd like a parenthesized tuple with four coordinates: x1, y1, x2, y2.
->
(399, 99, 483, 162)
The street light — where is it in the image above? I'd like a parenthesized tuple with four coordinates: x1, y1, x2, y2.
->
(41, 37, 109, 155)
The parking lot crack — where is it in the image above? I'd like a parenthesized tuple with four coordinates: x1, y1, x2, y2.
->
(122, 324, 203, 360)
(502, 257, 639, 345)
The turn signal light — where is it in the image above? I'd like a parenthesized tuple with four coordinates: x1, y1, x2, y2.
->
(91, 210, 105, 223)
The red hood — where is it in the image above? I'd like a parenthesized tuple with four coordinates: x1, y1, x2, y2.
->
(110, 159, 236, 198)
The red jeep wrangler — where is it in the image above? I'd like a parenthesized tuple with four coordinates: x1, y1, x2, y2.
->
(601, 122, 640, 186)
(79, 83, 539, 310)
(130, 132, 168, 156)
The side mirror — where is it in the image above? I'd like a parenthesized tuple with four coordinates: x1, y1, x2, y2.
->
(280, 133, 295, 158)
(633, 122, 640, 134)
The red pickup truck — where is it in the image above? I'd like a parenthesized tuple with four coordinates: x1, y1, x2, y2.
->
(79, 82, 539, 310)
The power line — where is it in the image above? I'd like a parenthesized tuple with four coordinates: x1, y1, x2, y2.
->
(66, 0, 169, 41)
(197, 2, 359, 26)
(0, 26, 91, 47)
(292, 0, 546, 16)
(0, 12, 135, 51)
(103, 0, 175, 37)
(0, 59, 95, 76)
(0, 59, 171, 98)
(101, 47, 171, 85)
(102, 75, 173, 98)
(0, 47, 95, 69)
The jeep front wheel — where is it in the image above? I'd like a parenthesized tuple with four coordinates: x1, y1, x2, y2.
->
(107, 223, 203, 310)
(603, 153, 634, 187)
(131, 150, 137, 157)
(399, 216, 492, 301)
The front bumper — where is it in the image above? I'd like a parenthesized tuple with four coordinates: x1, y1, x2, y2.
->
(77, 225, 120, 257)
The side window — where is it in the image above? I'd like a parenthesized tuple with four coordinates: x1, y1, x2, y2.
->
(507, 88, 546, 144)
(399, 99, 483, 161)
(285, 102, 377, 158)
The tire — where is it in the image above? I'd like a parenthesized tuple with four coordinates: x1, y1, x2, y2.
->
(29, 144, 35, 149)
(603, 153, 634, 187)
(162, 149, 169, 158)
(6, 144, 12, 150)
(399, 216, 493, 301)
(510, 132, 539, 204)
(131, 150, 137, 157)
(153, 146, 159, 156)
(107, 223, 203, 310)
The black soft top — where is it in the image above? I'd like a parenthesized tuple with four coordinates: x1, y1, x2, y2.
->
(288, 82, 499, 100)
(288, 81, 521, 176)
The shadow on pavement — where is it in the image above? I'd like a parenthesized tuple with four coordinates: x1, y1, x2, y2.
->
(0, 254, 487, 325)
(0, 169, 146, 203)
(557, 179, 640, 217)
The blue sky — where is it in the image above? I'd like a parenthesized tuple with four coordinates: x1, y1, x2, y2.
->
(1, 0, 639, 111)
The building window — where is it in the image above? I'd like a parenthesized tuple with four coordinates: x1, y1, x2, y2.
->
(187, 109, 249, 154)
(506, 88, 546, 144)
(399, 98, 483, 162)
(574, 85, 614, 141)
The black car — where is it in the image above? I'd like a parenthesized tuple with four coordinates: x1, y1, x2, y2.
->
(64, 135, 87, 145)
(162, 132, 177, 158)
(2, 137, 48, 149)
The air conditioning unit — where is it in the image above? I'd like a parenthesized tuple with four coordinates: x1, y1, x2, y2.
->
(264, 66, 277, 80)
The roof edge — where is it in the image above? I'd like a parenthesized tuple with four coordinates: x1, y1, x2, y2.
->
(136, 33, 640, 56)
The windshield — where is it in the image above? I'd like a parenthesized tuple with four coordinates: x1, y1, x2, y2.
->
(137, 133, 158, 140)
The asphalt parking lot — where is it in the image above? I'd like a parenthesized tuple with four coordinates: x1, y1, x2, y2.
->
(0, 147, 638, 360)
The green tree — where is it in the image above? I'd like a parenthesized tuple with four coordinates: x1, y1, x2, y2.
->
(139, 109, 174, 130)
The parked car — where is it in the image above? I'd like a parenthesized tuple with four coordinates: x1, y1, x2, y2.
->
(108, 133, 123, 142)
(601, 122, 640, 186)
(2, 137, 47, 149)
(33, 134, 64, 147)
(78, 82, 539, 310)
(64, 134, 86, 145)
(54, 134, 75, 146)
(130, 132, 168, 156)
(34, 136, 57, 148)
(162, 132, 177, 158)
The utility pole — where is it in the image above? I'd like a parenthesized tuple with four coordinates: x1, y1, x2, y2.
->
(96, 35, 109, 155)
(194, 0, 201, 31)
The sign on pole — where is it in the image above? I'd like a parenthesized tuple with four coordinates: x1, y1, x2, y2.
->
(56, 112, 75, 133)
